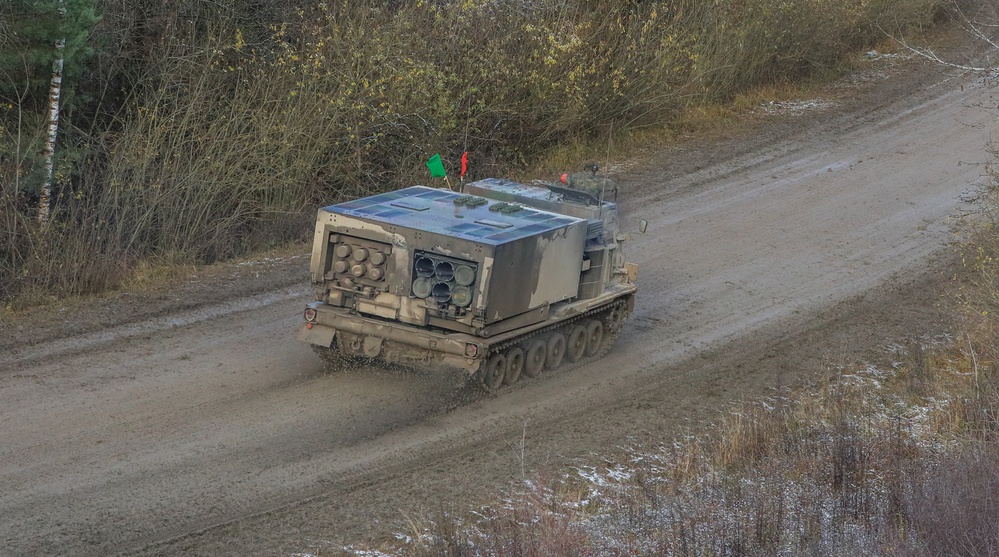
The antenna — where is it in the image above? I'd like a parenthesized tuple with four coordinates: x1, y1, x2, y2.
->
(606, 121, 613, 172)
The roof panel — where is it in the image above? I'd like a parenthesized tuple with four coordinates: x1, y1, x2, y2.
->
(322, 186, 583, 245)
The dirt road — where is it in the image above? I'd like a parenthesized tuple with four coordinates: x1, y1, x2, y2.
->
(1, 46, 996, 556)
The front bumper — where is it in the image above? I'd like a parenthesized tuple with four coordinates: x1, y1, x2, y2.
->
(298, 302, 484, 373)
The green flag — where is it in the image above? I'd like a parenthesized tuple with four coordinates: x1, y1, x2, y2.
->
(426, 154, 447, 178)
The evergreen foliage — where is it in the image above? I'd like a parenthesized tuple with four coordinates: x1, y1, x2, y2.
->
(0, 0, 101, 109)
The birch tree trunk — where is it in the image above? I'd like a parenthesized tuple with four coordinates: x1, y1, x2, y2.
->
(38, 36, 65, 224)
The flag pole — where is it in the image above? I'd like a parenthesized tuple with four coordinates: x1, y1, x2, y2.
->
(459, 151, 468, 193)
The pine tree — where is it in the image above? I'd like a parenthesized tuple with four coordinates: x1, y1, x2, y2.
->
(0, 0, 100, 108)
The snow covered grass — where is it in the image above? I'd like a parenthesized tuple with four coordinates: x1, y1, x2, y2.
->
(328, 334, 997, 557)
(756, 99, 838, 116)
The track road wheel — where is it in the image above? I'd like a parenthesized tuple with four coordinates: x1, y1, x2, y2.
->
(546, 332, 566, 371)
(584, 320, 604, 358)
(504, 347, 524, 385)
(566, 325, 587, 363)
(483, 353, 508, 390)
(523, 339, 547, 378)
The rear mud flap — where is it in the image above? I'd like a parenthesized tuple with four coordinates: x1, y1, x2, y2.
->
(297, 324, 336, 347)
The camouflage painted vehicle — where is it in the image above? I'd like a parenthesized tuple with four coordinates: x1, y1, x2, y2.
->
(298, 174, 640, 389)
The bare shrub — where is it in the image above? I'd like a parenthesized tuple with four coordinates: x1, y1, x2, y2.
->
(693, 0, 941, 98)
(409, 473, 599, 557)
(391, 345, 995, 557)
(901, 443, 999, 557)
(956, 142, 999, 441)
(398, 364, 951, 557)
(1, 0, 946, 301)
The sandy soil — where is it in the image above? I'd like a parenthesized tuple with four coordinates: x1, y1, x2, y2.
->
(1, 29, 996, 557)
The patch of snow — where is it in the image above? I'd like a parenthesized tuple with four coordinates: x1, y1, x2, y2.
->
(235, 256, 289, 267)
(757, 99, 837, 116)
(341, 549, 396, 557)
(863, 50, 910, 61)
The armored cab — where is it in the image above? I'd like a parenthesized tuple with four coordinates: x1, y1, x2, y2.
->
(300, 179, 638, 389)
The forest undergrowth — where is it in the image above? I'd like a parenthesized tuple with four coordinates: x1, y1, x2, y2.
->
(1, 0, 941, 303)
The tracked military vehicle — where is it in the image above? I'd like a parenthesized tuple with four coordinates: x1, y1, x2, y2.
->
(298, 174, 639, 389)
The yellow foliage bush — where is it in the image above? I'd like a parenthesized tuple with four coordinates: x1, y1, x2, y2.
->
(2, 0, 943, 297)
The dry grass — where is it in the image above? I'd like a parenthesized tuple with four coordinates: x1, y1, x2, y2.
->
(359, 335, 994, 557)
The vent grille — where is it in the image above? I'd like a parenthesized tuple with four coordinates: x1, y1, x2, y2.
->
(586, 219, 604, 240)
